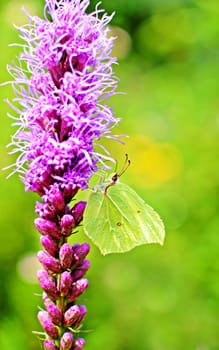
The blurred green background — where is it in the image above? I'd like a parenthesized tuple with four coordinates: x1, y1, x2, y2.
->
(1, 0, 219, 349)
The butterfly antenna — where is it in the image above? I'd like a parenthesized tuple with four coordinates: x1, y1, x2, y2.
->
(114, 158, 118, 173)
(104, 154, 131, 195)
(118, 153, 131, 177)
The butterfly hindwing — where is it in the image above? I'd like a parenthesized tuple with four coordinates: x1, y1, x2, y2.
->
(107, 183, 165, 246)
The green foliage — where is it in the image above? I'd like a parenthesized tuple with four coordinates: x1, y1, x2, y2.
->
(1, 0, 219, 349)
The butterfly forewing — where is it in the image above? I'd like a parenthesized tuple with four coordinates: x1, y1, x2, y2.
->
(83, 181, 165, 255)
(83, 189, 129, 255)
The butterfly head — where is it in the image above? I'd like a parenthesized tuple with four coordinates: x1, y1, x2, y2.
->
(104, 154, 131, 195)
(111, 173, 119, 183)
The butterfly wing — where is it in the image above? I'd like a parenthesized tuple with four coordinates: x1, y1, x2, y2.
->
(107, 183, 165, 249)
(83, 189, 126, 255)
(83, 182, 165, 255)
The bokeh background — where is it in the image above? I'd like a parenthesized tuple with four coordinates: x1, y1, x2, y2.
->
(1, 0, 219, 349)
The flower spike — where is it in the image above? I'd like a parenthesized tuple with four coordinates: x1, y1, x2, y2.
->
(6, 1, 120, 349)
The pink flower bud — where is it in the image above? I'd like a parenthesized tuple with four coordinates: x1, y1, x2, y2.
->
(67, 279, 89, 303)
(61, 214, 75, 236)
(71, 260, 90, 282)
(59, 271, 73, 295)
(60, 332, 74, 350)
(43, 339, 59, 350)
(38, 250, 62, 273)
(63, 305, 81, 327)
(35, 202, 56, 221)
(73, 338, 86, 350)
(63, 187, 79, 204)
(40, 235, 59, 257)
(37, 270, 59, 300)
(34, 218, 61, 239)
(38, 311, 59, 339)
(43, 295, 62, 325)
(44, 187, 65, 213)
(71, 201, 86, 225)
(73, 305, 87, 328)
(59, 243, 73, 269)
(72, 243, 90, 268)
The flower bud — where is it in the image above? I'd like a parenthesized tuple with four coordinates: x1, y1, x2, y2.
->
(29, 182, 45, 196)
(37, 270, 59, 300)
(35, 202, 56, 221)
(44, 187, 65, 213)
(63, 187, 79, 204)
(38, 250, 62, 273)
(34, 218, 61, 239)
(43, 339, 59, 350)
(71, 260, 90, 282)
(60, 332, 74, 350)
(59, 271, 73, 295)
(71, 201, 86, 225)
(38, 311, 59, 339)
(73, 305, 87, 328)
(43, 294, 62, 325)
(72, 243, 90, 268)
(73, 338, 86, 350)
(67, 279, 89, 303)
(59, 243, 73, 269)
(40, 235, 59, 257)
(61, 214, 75, 236)
(63, 305, 81, 327)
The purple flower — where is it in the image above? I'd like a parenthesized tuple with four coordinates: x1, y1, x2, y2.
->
(6, 1, 120, 349)
(8, 0, 119, 196)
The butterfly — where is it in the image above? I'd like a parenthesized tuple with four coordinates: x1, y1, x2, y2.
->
(83, 155, 165, 255)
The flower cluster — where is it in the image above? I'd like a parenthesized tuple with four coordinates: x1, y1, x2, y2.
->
(8, 0, 119, 196)
(7, 0, 119, 348)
